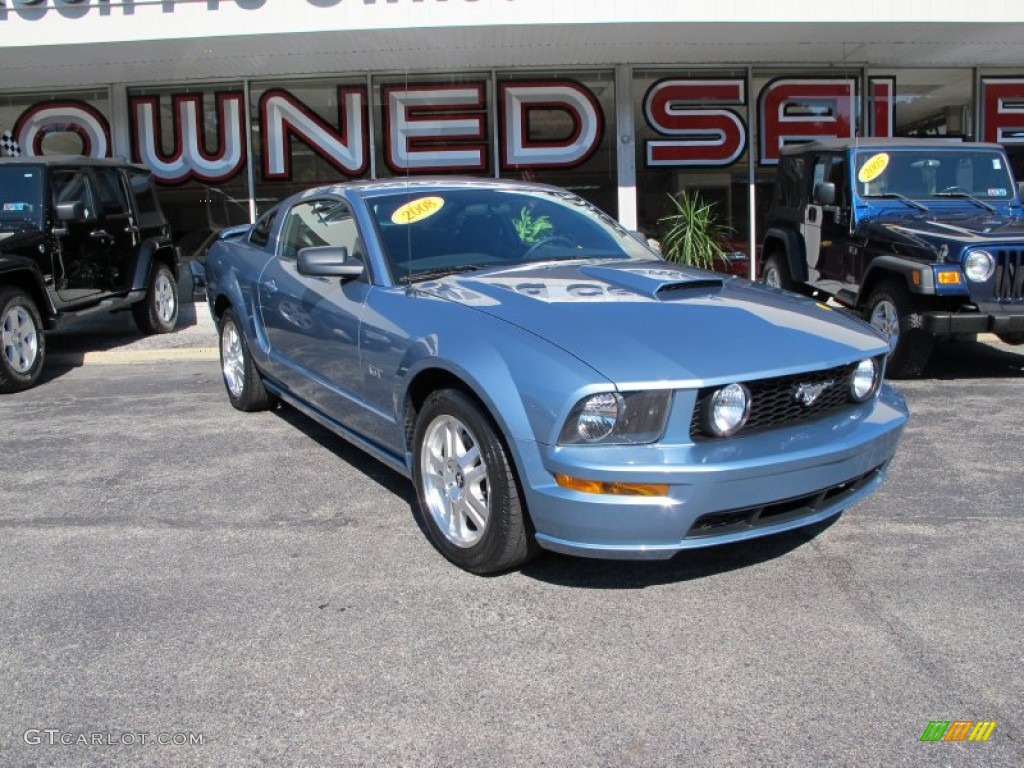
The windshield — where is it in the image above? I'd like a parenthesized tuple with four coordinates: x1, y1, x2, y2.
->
(0, 165, 44, 230)
(368, 187, 654, 282)
(854, 147, 1015, 202)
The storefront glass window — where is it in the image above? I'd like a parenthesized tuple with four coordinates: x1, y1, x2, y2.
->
(0, 89, 111, 157)
(495, 70, 617, 216)
(126, 82, 249, 258)
(633, 68, 749, 259)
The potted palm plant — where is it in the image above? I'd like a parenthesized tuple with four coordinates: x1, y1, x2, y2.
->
(657, 189, 732, 271)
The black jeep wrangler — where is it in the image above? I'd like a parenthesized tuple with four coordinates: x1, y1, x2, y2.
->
(760, 138, 1024, 377)
(0, 156, 180, 392)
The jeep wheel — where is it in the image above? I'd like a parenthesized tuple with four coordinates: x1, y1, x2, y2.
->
(219, 309, 276, 412)
(132, 262, 179, 335)
(0, 287, 45, 394)
(865, 279, 933, 378)
(761, 254, 792, 291)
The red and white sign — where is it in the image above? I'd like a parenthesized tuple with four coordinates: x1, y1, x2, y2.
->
(643, 79, 746, 167)
(757, 78, 857, 165)
(981, 78, 1024, 144)
(130, 91, 246, 184)
(383, 83, 488, 173)
(13, 100, 110, 158)
(500, 80, 602, 170)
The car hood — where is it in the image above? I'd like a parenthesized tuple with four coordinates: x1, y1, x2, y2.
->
(859, 211, 1024, 254)
(417, 260, 886, 386)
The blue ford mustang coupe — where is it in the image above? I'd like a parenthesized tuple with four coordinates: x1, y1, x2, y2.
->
(204, 179, 908, 574)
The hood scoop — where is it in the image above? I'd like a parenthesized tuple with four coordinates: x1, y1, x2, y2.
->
(579, 264, 724, 300)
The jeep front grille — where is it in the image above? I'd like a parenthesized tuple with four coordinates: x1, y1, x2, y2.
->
(690, 362, 860, 439)
(993, 249, 1024, 302)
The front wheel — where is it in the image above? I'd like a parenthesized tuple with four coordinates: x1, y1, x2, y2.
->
(865, 279, 933, 378)
(760, 253, 793, 291)
(132, 262, 179, 334)
(219, 309, 276, 412)
(0, 287, 45, 394)
(412, 389, 537, 574)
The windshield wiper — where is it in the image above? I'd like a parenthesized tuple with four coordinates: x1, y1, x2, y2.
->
(863, 192, 929, 212)
(932, 191, 996, 213)
(403, 264, 488, 283)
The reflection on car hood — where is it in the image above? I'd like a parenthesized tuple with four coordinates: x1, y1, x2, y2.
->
(860, 212, 1024, 251)
(417, 259, 887, 386)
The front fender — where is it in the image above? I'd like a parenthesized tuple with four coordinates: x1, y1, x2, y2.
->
(763, 226, 808, 282)
(398, 309, 612, 449)
(861, 254, 937, 299)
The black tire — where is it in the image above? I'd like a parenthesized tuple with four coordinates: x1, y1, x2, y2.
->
(218, 309, 276, 412)
(0, 287, 46, 394)
(865, 279, 933, 378)
(412, 389, 537, 574)
(760, 253, 793, 291)
(132, 261, 179, 335)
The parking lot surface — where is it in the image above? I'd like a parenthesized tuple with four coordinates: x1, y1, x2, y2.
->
(1, 317, 1022, 767)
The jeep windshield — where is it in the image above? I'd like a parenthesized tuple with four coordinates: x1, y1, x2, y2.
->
(854, 147, 1015, 204)
(368, 187, 653, 284)
(0, 165, 44, 231)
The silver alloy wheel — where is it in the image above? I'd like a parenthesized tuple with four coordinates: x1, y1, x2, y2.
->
(763, 264, 781, 289)
(2, 304, 39, 374)
(221, 320, 245, 398)
(870, 298, 900, 355)
(153, 271, 177, 324)
(420, 414, 490, 548)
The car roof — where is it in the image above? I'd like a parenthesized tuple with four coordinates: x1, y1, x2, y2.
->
(780, 138, 1008, 156)
(289, 176, 570, 201)
(0, 154, 150, 172)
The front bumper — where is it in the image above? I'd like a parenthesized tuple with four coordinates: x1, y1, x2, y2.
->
(922, 310, 1024, 335)
(514, 383, 908, 560)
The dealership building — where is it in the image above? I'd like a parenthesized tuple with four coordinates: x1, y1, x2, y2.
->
(2, 0, 1024, 269)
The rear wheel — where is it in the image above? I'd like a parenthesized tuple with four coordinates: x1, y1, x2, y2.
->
(0, 287, 45, 394)
(865, 279, 933, 378)
(760, 253, 793, 291)
(219, 309, 275, 412)
(412, 389, 537, 574)
(132, 262, 179, 334)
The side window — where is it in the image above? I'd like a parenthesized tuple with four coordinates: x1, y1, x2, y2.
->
(51, 169, 96, 219)
(279, 199, 363, 264)
(249, 209, 278, 249)
(811, 155, 846, 207)
(126, 169, 164, 228)
(92, 168, 130, 218)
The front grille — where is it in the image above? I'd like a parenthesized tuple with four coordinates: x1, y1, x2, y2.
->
(993, 249, 1024, 301)
(685, 464, 884, 538)
(690, 362, 860, 439)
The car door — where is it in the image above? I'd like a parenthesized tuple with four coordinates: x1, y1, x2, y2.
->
(90, 166, 140, 292)
(804, 153, 849, 294)
(258, 196, 372, 428)
(50, 167, 108, 304)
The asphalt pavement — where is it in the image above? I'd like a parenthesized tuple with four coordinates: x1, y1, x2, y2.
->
(0, 303, 1021, 767)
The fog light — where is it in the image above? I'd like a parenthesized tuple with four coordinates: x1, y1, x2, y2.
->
(850, 358, 880, 402)
(706, 382, 751, 437)
(555, 474, 668, 497)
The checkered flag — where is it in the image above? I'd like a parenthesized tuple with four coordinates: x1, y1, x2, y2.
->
(1, 130, 22, 157)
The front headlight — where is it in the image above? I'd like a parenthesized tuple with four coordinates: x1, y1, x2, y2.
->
(850, 358, 881, 402)
(558, 390, 671, 445)
(964, 250, 995, 282)
(702, 382, 751, 437)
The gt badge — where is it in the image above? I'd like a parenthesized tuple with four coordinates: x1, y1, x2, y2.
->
(795, 380, 833, 407)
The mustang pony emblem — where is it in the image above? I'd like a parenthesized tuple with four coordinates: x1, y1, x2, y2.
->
(795, 380, 834, 407)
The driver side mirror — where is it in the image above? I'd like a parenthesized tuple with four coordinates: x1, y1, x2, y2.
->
(297, 245, 364, 280)
(55, 200, 90, 223)
(813, 182, 836, 207)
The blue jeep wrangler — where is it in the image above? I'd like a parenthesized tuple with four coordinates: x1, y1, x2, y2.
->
(761, 138, 1024, 377)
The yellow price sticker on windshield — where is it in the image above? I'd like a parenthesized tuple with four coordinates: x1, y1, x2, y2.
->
(392, 196, 444, 224)
(858, 153, 889, 183)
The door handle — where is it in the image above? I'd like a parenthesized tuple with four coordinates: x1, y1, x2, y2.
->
(262, 278, 278, 294)
(808, 209, 818, 223)
(89, 229, 114, 245)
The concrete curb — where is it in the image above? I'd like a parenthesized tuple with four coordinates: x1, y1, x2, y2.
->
(49, 347, 220, 366)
